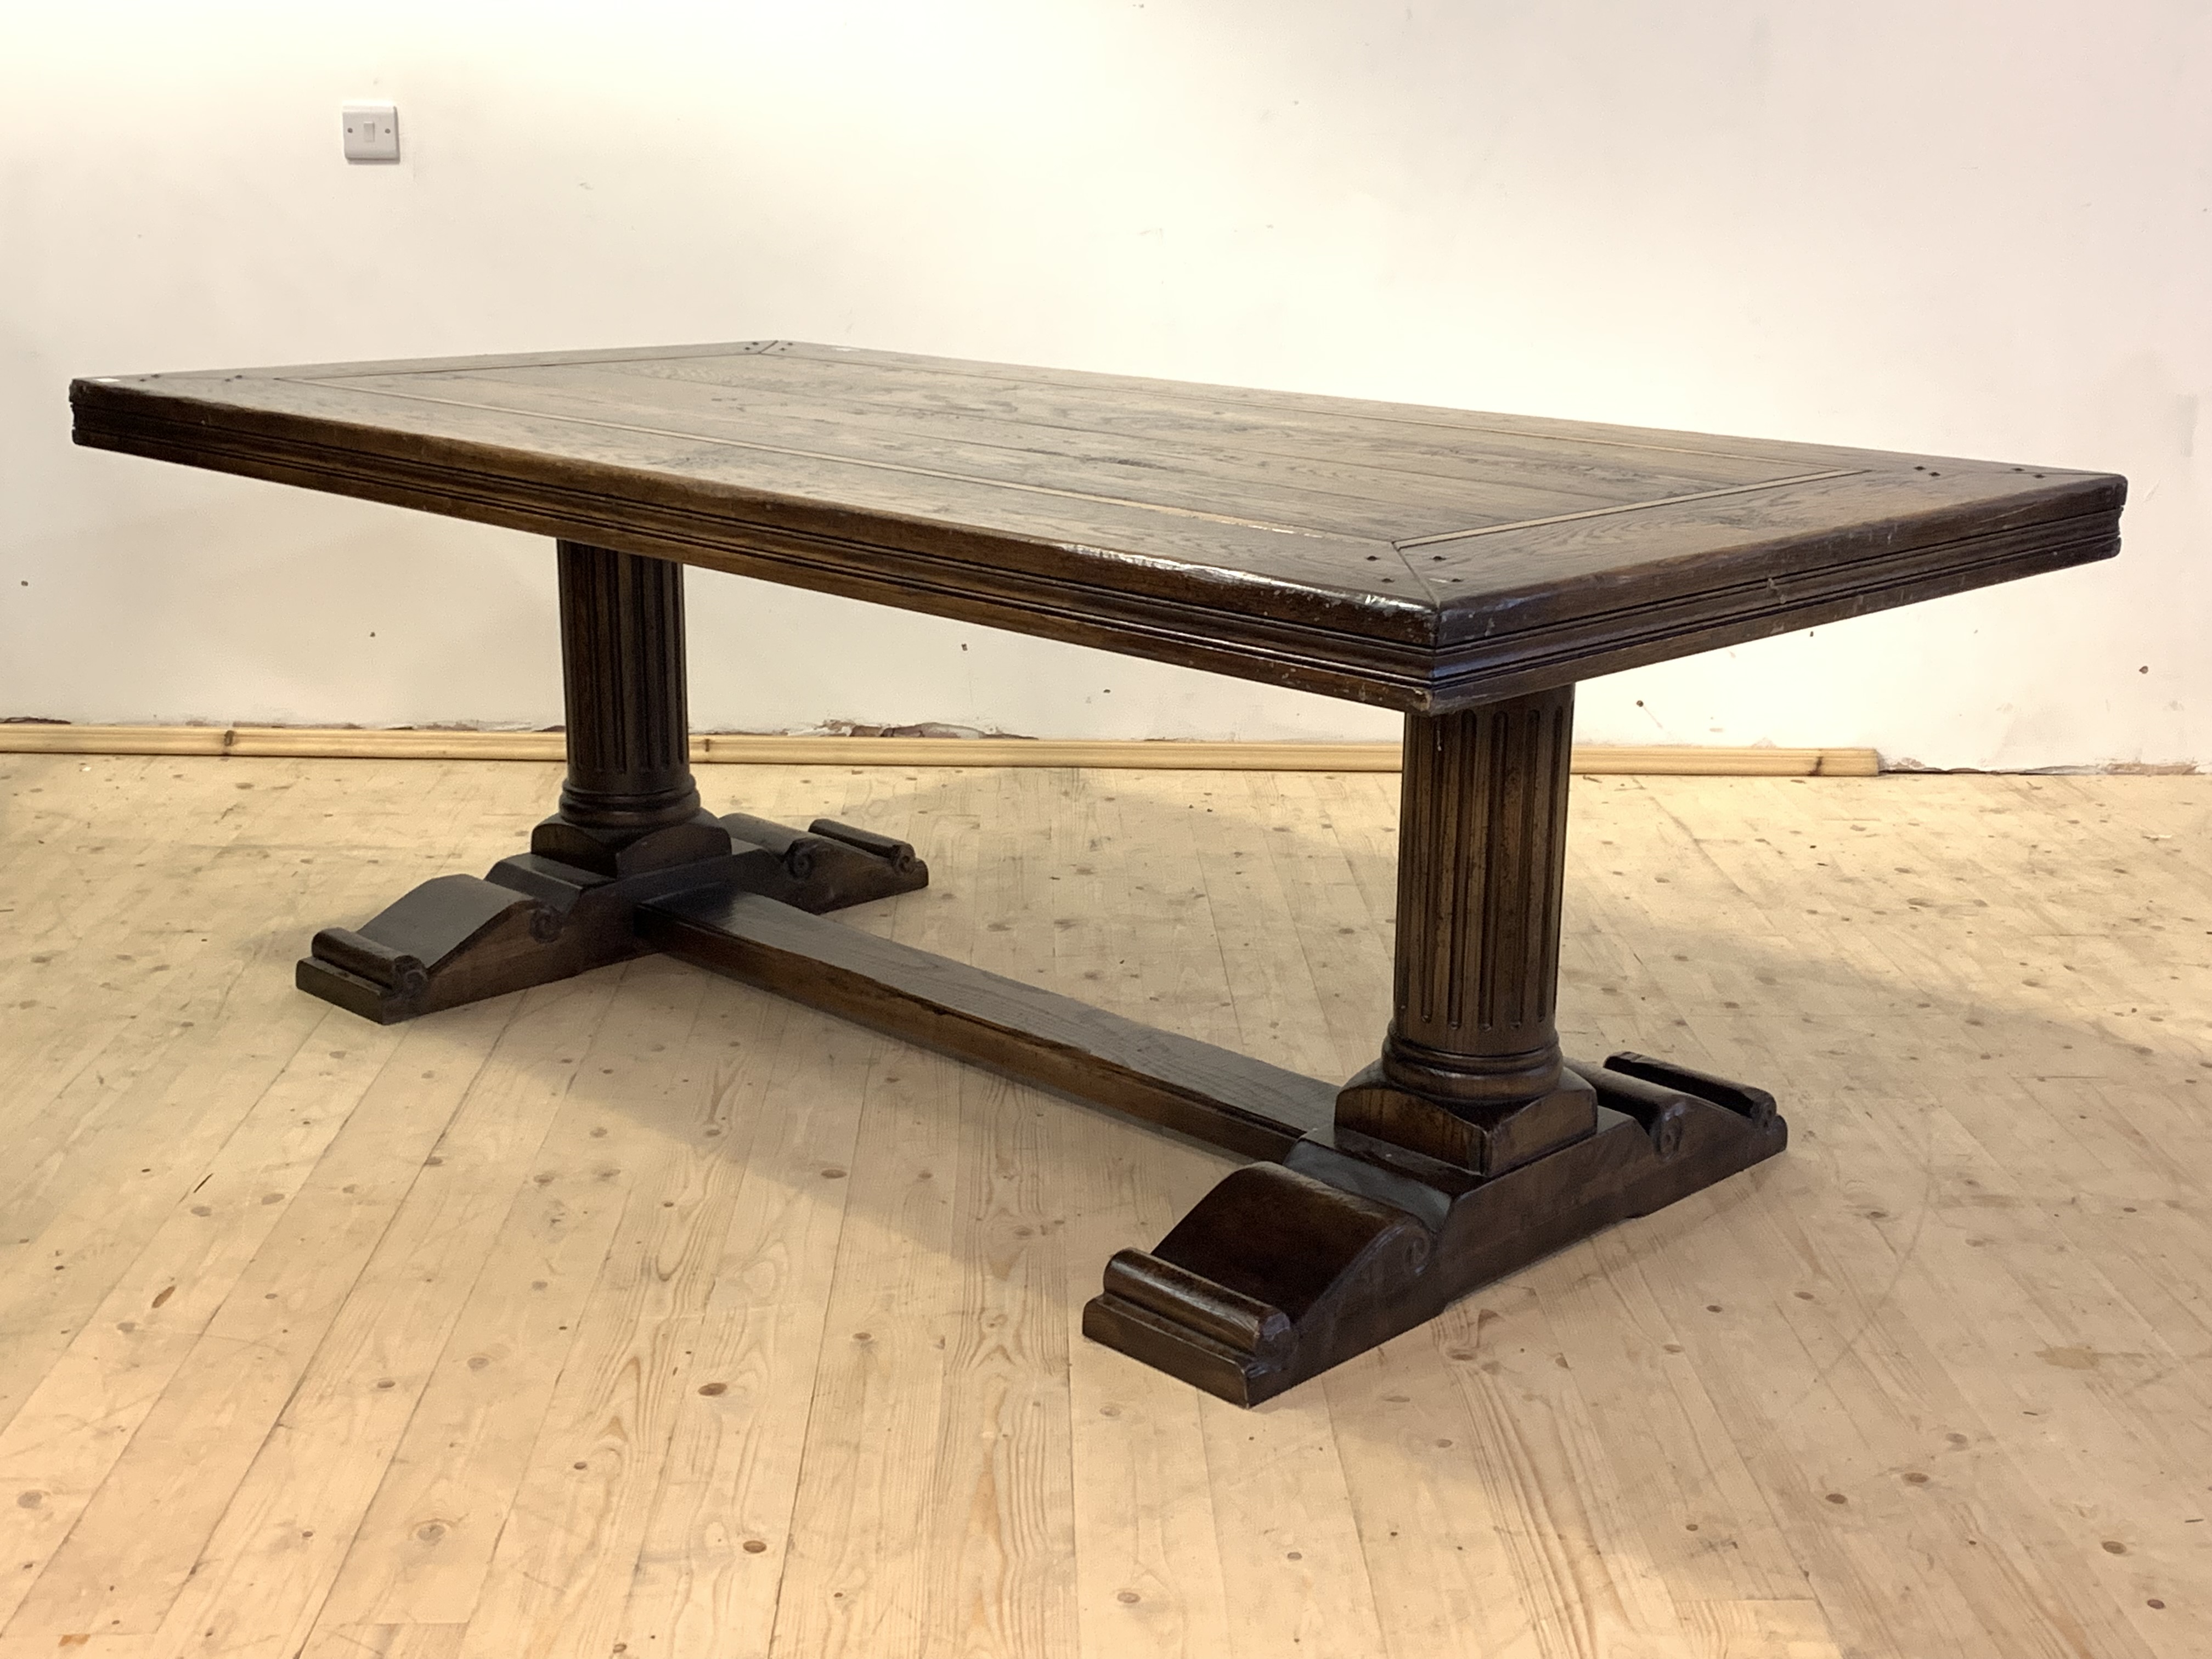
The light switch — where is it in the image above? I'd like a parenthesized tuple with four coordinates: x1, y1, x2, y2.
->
(342, 103, 400, 163)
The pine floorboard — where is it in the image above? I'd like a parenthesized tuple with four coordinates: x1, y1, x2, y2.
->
(0, 753, 2205, 1657)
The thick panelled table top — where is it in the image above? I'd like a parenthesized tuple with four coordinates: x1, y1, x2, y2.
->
(70, 341, 2124, 711)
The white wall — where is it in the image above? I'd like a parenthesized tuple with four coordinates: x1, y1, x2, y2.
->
(4, 1, 2205, 766)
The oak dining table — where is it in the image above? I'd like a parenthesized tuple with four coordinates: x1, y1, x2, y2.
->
(70, 342, 2124, 1404)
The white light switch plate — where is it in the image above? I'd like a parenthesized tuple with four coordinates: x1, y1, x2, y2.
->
(342, 103, 400, 163)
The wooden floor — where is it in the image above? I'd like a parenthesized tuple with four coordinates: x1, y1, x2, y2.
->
(0, 755, 2205, 1659)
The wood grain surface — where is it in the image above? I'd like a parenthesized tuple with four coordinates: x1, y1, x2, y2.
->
(70, 343, 2124, 710)
(1, 752, 2204, 1656)
(0, 726, 1885, 776)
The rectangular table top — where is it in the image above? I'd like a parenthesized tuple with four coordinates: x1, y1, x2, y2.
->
(71, 341, 2124, 712)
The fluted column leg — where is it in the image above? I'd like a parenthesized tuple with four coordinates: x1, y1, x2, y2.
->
(1087, 674, 1784, 1402)
(554, 540, 702, 834)
(296, 537, 928, 1023)
(1337, 683, 1596, 1173)
(529, 541, 729, 876)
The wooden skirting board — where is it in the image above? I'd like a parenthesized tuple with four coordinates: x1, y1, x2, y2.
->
(0, 724, 1881, 776)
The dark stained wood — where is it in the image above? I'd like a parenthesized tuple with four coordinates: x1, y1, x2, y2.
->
(550, 540, 703, 838)
(78, 340, 2123, 1404)
(316, 356, 1799, 537)
(1079, 677, 1793, 1402)
(527, 541, 735, 878)
(297, 815, 929, 1024)
(635, 888, 1338, 1163)
(1336, 685, 1599, 1175)
(1388, 690, 1573, 1097)
(298, 872, 597, 1025)
(69, 342, 2124, 713)
(1085, 1062, 1787, 1407)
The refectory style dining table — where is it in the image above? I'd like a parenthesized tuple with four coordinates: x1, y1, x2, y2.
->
(70, 342, 2123, 1404)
